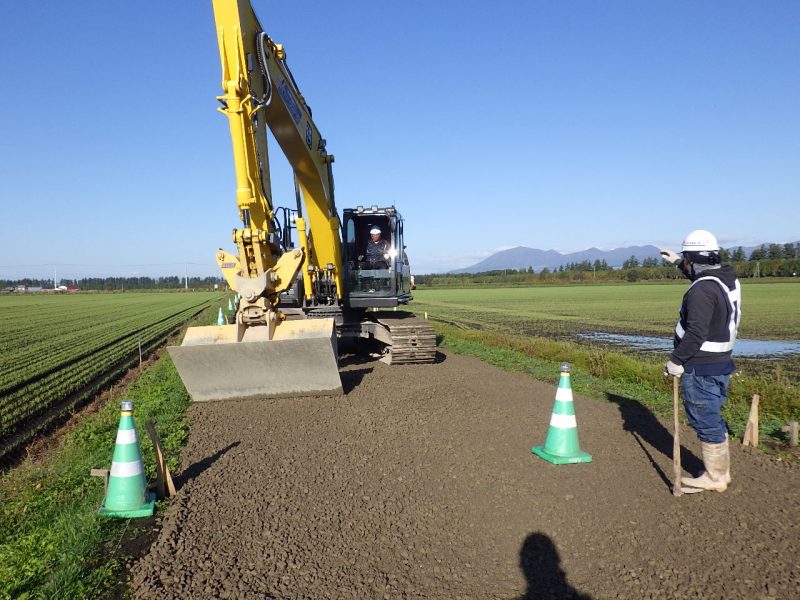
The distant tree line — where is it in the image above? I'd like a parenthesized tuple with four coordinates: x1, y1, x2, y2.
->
(1, 276, 226, 291)
(417, 242, 800, 287)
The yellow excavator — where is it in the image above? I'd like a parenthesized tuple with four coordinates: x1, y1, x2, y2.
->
(168, 0, 436, 401)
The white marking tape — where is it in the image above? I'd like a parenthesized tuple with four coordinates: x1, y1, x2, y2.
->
(110, 460, 144, 478)
(116, 429, 138, 445)
(550, 413, 577, 429)
(555, 387, 574, 402)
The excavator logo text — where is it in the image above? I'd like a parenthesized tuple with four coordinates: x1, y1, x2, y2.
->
(278, 79, 302, 123)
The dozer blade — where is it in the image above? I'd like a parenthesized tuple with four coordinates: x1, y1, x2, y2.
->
(167, 318, 342, 401)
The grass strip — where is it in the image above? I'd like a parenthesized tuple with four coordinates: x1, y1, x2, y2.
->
(434, 324, 799, 448)
(0, 301, 225, 599)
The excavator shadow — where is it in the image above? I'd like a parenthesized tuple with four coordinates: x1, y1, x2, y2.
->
(174, 441, 240, 490)
(337, 352, 375, 368)
(340, 367, 372, 394)
(337, 344, 447, 368)
(607, 393, 703, 489)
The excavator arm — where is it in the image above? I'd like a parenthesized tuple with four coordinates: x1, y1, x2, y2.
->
(212, 0, 344, 311)
(167, 0, 345, 402)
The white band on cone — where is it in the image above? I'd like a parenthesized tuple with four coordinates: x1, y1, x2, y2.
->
(110, 460, 144, 478)
(116, 429, 138, 445)
(550, 413, 577, 429)
(555, 388, 573, 402)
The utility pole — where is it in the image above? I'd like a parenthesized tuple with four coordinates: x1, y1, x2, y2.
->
(184, 263, 189, 290)
(53, 265, 57, 289)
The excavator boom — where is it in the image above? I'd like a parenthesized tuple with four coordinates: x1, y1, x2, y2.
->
(168, 0, 343, 401)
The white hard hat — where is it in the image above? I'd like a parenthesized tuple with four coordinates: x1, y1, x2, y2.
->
(369, 227, 381, 234)
(681, 229, 719, 252)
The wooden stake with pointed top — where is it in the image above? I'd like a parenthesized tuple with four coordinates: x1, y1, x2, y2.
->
(145, 420, 176, 499)
(742, 394, 760, 448)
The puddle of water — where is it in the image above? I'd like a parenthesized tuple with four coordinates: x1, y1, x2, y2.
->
(575, 332, 800, 358)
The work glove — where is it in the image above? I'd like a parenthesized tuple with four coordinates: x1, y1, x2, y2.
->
(358, 255, 364, 261)
(383, 253, 390, 260)
(664, 360, 684, 377)
(660, 249, 682, 265)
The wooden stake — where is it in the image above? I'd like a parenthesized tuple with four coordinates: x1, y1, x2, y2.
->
(742, 394, 760, 448)
(672, 376, 683, 497)
(145, 420, 176, 499)
(782, 421, 799, 447)
(90, 468, 110, 495)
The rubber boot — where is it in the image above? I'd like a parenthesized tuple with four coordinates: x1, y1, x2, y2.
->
(681, 437, 730, 492)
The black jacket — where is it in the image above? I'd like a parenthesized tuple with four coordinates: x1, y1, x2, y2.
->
(671, 265, 740, 370)
(365, 238, 390, 266)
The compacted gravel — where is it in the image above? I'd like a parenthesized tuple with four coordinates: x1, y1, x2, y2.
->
(130, 351, 799, 599)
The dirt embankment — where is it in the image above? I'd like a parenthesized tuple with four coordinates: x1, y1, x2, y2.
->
(130, 352, 799, 599)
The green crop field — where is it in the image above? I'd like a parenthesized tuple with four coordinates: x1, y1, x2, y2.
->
(411, 280, 800, 440)
(411, 281, 800, 340)
(0, 292, 221, 457)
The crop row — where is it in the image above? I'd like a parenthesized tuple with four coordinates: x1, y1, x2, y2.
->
(0, 292, 222, 453)
(0, 295, 216, 394)
(1, 307, 195, 426)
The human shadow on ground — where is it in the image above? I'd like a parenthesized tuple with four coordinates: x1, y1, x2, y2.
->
(340, 367, 372, 394)
(175, 441, 240, 489)
(606, 392, 703, 489)
(516, 532, 592, 600)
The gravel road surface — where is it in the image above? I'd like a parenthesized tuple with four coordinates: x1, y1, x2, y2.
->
(130, 351, 799, 599)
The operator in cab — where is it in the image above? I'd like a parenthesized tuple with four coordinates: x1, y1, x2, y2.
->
(361, 226, 391, 269)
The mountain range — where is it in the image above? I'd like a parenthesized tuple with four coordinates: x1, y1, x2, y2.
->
(451, 245, 665, 273)
(451, 241, 800, 274)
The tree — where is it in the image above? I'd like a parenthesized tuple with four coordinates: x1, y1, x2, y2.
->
(641, 257, 658, 267)
(783, 243, 796, 259)
(767, 244, 784, 260)
(749, 245, 766, 261)
(622, 255, 640, 269)
(732, 246, 746, 262)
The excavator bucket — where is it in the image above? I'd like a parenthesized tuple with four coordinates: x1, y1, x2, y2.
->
(167, 318, 342, 401)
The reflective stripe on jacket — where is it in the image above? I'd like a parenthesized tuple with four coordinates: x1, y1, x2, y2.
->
(675, 275, 741, 354)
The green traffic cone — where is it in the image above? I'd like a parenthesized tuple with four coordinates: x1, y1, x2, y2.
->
(532, 363, 592, 464)
(217, 307, 225, 325)
(227, 298, 234, 312)
(99, 401, 155, 518)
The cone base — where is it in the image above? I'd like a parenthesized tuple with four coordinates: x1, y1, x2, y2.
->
(531, 445, 592, 464)
(98, 492, 156, 518)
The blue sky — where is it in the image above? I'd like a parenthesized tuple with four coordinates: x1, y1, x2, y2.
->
(1, 1, 797, 278)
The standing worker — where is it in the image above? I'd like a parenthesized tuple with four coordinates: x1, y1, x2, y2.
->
(660, 230, 741, 492)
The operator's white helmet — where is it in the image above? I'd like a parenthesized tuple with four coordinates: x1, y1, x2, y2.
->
(369, 227, 381, 234)
(681, 229, 719, 252)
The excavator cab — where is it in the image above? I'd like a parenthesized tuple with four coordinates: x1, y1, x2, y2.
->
(342, 206, 412, 308)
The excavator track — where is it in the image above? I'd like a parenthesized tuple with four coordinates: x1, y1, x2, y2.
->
(373, 312, 437, 365)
